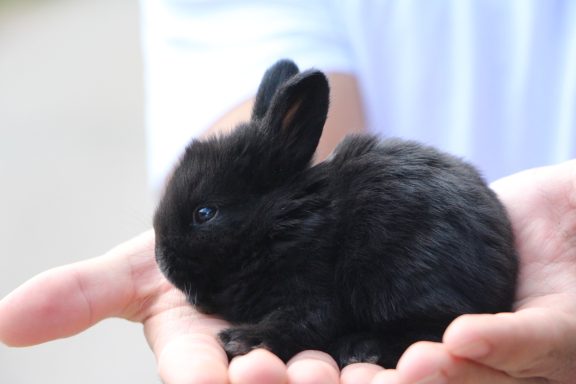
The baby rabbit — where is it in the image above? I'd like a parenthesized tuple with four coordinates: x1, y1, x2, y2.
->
(153, 59, 518, 368)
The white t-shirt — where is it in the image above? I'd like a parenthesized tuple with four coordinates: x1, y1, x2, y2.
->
(141, 0, 576, 191)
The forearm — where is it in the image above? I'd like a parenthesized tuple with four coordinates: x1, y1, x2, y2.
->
(202, 73, 366, 161)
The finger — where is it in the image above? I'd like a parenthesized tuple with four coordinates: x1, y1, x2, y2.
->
(142, 288, 232, 384)
(394, 341, 534, 384)
(340, 362, 384, 384)
(228, 349, 287, 384)
(0, 230, 157, 346)
(370, 369, 400, 384)
(444, 309, 576, 381)
(158, 333, 229, 384)
(286, 350, 340, 384)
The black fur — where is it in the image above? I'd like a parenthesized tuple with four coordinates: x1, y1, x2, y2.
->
(153, 60, 518, 368)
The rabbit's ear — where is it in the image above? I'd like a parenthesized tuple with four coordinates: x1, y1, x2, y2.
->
(262, 69, 330, 172)
(252, 59, 300, 120)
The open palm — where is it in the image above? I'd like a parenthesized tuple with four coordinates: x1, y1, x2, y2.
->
(1, 160, 575, 384)
(0, 231, 334, 384)
(373, 159, 576, 384)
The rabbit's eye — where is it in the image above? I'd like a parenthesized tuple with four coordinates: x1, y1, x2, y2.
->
(193, 206, 218, 224)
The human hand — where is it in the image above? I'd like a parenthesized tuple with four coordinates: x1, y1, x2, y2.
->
(2, 161, 574, 384)
(368, 159, 576, 383)
(0, 230, 342, 384)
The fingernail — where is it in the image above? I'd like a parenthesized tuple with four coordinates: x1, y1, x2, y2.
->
(414, 372, 447, 384)
(452, 339, 490, 359)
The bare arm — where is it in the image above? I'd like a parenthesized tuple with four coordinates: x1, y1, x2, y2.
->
(203, 73, 367, 160)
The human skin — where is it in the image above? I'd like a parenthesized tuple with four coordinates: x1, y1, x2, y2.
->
(370, 159, 576, 384)
(1, 160, 574, 384)
(1, 74, 575, 383)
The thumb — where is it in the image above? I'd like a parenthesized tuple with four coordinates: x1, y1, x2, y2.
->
(0, 230, 157, 346)
(443, 308, 576, 382)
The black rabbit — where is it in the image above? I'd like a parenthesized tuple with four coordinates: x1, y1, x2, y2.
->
(153, 59, 518, 368)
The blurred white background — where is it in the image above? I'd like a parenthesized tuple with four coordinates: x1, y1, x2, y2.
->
(0, 0, 159, 382)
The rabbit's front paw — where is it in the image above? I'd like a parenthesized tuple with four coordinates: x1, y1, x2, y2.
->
(333, 335, 382, 368)
(218, 326, 268, 359)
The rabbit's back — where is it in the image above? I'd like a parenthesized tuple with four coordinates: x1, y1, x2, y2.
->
(325, 135, 517, 328)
